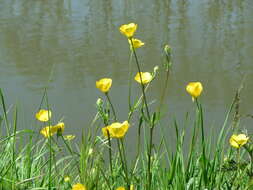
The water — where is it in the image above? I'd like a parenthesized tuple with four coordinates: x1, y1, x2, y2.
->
(0, 0, 252, 142)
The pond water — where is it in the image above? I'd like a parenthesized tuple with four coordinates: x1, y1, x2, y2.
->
(0, 0, 252, 144)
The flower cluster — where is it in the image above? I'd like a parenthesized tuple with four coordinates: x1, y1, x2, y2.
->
(35, 109, 75, 139)
(119, 23, 144, 51)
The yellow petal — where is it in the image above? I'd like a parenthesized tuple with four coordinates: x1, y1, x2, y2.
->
(102, 121, 130, 139)
(128, 38, 145, 49)
(102, 126, 111, 138)
(130, 185, 134, 190)
(116, 187, 125, 190)
(119, 23, 137, 38)
(110, 121, 129, 138)
(134, 72, 152, 84)
(186, 82, 203, 98)
(235, 134, 249, 146)
(229, 134, 249, 148)
(72, 183, 86, 190)
(35, 109, 52, 122)
(40, 126, 58, 138)
(110, 123, 125, 138)
(229, 135, 240, 148)
(96, 78, 112, 93)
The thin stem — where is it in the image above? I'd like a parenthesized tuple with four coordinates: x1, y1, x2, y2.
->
(45, 91, 52, 190)
(129, 38, 151, 120)
(129, 38, 153, 190)
(128, 52, 133, 111)
(106, 130, 113, 181)
(0, 89, 10, 136)
(105, 93, 117, 121)
(131, 115, 143, 175)
(195, 98, 207, 186)
(117, 139, 130, 188)
(120, 139, 130, 190)
(12, 105, 18, 189)
(147, 122, 154, 190)
(98, 165, 113, 190)
(158, 67, 170, 114)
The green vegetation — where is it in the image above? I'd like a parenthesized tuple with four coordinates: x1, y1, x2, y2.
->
(0, 23, 252, 190)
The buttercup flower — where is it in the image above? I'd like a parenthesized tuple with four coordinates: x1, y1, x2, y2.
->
(40, 126, 58, 138)
(64, 135, 76, 141)
(229, 134, 249, 148)
(102, 121, 130, 139)
(186, 82, 203, 99)
(35, 109, 51, 122)
(116, 187, 125, 190)
(130, 185, 134, 190)
(119, 23, 137, 38)
(40, 122, 65, 138)
(128, 38, 144, 49)
(134, 72, 152, 84)
(72, 183, 86, 190)
(96, 78, 112, 93)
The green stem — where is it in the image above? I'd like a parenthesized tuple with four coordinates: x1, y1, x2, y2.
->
(12, 105, 18, 189)
(129, 38, 151, 120)
(128, 52, 133, 111)
(147, 122, 155, 190)
(195, 98, 207, 186)
(117, 139, 130, 188)
(105, 93, 117, 121)
(98, 165, 113, 190)
(131, 115, 143, 175)
(45, 91, 52, 190)
(106, 130, 113, 181)
(129, 38, 153, 190)
(158, 67, 170, 114)
(120, 139, 130, 190)
(0, 89, 10, 136)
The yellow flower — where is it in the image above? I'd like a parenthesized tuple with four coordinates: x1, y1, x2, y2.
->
(186, 82, 203, 99)
(128, 38, 144, 49)
(72, 183, 86, 190)
(116, 187, 125, 190)
(119, 23, 137, 38)
(40, 122, 64, 138)
(40, 126, 58, 138)
(229, 134, 249, 148)
(64, 135, 76, 141)
(102, 127, 110, 138)
(96, 78, 112, 93)
(130, 185, 134, 190)
(35, 109, 51, 122)
(55, 122, 65, 134)
(64, 176, 70, 182)
(134, 72, 152, 84)
(102, 121, 130, 139)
